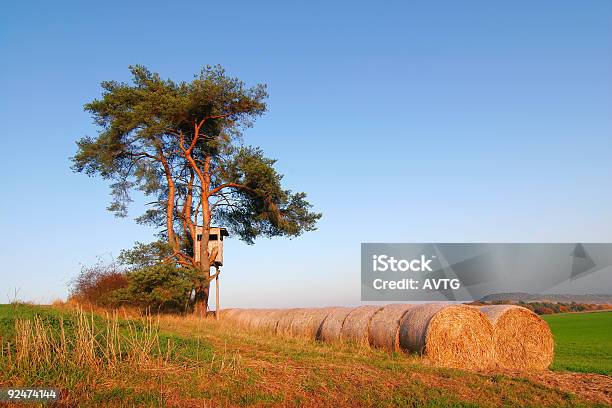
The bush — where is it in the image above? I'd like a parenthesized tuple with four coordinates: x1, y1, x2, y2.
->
(71, 242, 197, 313)
(111, 264, 196, 313)
(533, 306, 555, 315)
(70, 260, 128, 306)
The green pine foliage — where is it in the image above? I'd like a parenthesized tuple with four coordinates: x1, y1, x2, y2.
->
(71, 65, 321, 310)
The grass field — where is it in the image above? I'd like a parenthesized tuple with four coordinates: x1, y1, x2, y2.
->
(0, 304, 610, 407)
(543, 311, 612, 375)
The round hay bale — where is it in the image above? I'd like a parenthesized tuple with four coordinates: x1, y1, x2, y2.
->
(223, 309, 283, 331)
(479, 305, 554, 371)
(246, 309, 271, 329)
(319, 307, 354, 342)
(399, 303, 494, 370)
(233, 309, 258, 328)
(340, 305, 383, 344)
(276, 309, 304, 335)
(289, 308, 334, 339)
(256, 309, 285, 332)
(219, 308, 240, 320)
(225, 308, 245, 323)
(369, 304, 416, 352)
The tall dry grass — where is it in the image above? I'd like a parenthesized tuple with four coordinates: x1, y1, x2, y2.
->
(1, 308, 174, 374)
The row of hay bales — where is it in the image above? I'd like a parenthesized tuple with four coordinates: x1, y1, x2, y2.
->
(221, 303, 554, 371)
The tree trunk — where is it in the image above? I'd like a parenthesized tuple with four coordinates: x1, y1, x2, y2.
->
(193, 266, 211, 317)
(193, 186, 211, 318)
(157, 146, 180, 254)
(194, 281, 210, 318)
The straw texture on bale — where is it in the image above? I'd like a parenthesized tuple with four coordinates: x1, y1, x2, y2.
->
(276, 309, 304, 335)
(255, 309, 285, 332)
(340, 306, 383, 344)
(479, 305, 554, 371)
(245, 310, 274, 330)
(233, 309, 261, 328)
(219, 308, 240, 320)
(225, 308, 246, 323)
(399, 303, 494, 370)
(287, 308, 334, 339)
(227, 309, 280, 332)
(369, 304, 416, 352)
(318, 307, 354, 342)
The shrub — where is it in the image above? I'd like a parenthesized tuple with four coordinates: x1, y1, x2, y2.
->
(533, 306, 554, 315)
(113, 264, 196, 313)
(71, 243, 197, 313)
(70, 259, 128, 306)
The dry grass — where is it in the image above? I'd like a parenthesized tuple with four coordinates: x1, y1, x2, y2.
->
(479, 305, 554, 371)
(5, 308, 171, 374)
(399, 303, 494, 370)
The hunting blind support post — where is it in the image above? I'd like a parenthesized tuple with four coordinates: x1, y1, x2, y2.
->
(195, 226, 229, 320)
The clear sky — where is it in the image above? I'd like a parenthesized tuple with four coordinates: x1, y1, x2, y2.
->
(1, 1, 611, 307)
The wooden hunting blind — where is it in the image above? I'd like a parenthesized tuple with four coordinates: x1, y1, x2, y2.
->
(195, 226, 229, 266)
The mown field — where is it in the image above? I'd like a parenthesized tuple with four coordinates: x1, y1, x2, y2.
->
(0, 304, 610, 407)
(543, 311, 612, 375)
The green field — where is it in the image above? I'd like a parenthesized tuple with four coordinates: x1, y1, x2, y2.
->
(543, 311, 612, 375)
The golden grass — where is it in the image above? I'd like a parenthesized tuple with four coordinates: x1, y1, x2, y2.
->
(4, 308, 172, 374)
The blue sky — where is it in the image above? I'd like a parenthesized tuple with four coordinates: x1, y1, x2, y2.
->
(1, 1, 611, 306)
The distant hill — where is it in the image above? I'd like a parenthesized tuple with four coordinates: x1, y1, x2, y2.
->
(480, 292, 612, 304)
